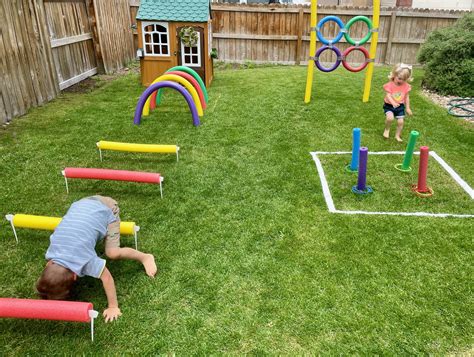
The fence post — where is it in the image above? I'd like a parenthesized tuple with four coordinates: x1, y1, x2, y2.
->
(384, 10, 397, 64)
(296, 8, 304, 65)
(85, 0, 105, 73)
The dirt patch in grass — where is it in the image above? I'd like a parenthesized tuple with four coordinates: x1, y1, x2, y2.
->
(63, 64, 140, 94)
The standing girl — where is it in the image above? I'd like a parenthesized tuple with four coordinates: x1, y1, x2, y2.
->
(382, 64, 413, 142)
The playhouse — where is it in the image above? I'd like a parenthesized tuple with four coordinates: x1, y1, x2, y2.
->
(136, 0, 214, 88)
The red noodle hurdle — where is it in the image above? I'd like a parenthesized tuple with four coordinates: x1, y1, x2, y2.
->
(0, 298, 99, 341)
(62, 168, 164, 198)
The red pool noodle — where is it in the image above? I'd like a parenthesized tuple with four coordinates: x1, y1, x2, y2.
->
(150, 92, 157, 110)
(417, 146, 429, 192)
(64, 168, 161, 184)
(0, 298, 93, 322)
(166, 71, 207, 110)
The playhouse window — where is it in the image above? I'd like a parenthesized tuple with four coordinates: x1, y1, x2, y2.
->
(181, 31, 201, 67)
(142, 21, 169, 56)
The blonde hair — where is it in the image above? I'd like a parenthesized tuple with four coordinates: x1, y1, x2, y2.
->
(36, 262, 76, 300)
(388, 63, 413, 82)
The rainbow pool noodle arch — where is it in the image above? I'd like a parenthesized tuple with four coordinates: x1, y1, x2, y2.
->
(156, 66, 209, 106)
(142, 74, 203, 117)
(134, 81, 200, 126)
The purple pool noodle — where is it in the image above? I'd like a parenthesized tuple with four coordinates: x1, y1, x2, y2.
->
(133, 81, 200, 126)
(357, 147, 368, 191)
(315, 46, 342, 72)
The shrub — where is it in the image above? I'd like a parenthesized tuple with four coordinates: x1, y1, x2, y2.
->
(417, 13, 474, 97)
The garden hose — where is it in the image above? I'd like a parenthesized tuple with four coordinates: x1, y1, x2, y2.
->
(447, 98, 474, 118)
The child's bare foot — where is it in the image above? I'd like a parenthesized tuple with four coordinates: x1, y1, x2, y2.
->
(395, 136, 403, 143)
(143, 254, 158, 277)
(383, 130, 390, 139)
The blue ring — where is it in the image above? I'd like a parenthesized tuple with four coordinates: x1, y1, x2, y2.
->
(316, 16, 345, 45)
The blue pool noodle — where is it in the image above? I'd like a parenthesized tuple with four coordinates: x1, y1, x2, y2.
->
(350, 128, 361, 171)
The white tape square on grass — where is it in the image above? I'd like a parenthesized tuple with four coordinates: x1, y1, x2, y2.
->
(310, 151, 474, 218)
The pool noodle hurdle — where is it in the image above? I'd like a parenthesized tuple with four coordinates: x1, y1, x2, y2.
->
(352, 147, 373, 195)
(134, 81, 200, 126)
(62, 168, 164, 198)
(395, 130, 419, 172)
(346, 128, 361, 172)
(5, 214, 140, 248)
(0, 298, 98, 341)
(412, 146, 433, 197)
(97, 141, 180, 162)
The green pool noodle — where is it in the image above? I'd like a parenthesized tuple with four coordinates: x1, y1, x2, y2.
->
(401, 130, 419, 170)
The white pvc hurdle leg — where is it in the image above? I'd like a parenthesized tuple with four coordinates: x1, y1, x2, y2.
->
(134, 225, 140, 250)
(5, 214, 18, 243)
(99, 148, 103, 162)
(89, 310, 99, 342)
(176, 146, 180, 162)
(159, 177, 164, 198)
(62, 170, 69, 194)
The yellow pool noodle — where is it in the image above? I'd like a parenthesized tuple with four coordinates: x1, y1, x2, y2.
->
(12, 214, 136, 235)
(97, 141, 178, 154)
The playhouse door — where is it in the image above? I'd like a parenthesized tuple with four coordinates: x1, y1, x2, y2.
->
(177, 26, 205, 81)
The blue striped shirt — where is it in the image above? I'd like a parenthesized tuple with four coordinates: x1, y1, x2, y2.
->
(46, 197, 117, 278)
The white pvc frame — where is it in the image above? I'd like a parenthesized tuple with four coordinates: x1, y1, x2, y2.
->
(311, 150, 474, 218)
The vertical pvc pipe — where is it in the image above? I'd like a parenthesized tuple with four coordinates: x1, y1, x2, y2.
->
(350, 128, 361, 171)
(401, 130, 419, 170)
(417, 146, 429, 192)
(357, 147, 368, 191)
(362, 0, 380, 102)
(304, 0, 318, 103)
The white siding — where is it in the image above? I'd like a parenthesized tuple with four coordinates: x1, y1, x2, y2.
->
(412, 0, 473, 10)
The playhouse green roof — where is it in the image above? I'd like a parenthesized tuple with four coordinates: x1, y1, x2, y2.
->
(136, 0, 210, 22)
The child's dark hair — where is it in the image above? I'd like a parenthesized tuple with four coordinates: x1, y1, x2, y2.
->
(36, 262, 76, 300)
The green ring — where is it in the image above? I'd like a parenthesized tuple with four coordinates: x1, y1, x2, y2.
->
(343, 16, 373, 46)
(394, 163, 412, 172)
(345, 164, 358, 173)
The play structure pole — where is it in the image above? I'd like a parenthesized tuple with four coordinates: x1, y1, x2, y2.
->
(362, 0, 380, 102)
(356, 147, 368, 191)
(396, 130, 419, 171)
(348, 128, 361, 171)
(304, 0, 318, 103)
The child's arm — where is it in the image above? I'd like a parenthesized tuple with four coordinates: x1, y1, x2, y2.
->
(385, 93, 400, 107)
(100, 267, 122, 322)
(405, 94, 412, 115)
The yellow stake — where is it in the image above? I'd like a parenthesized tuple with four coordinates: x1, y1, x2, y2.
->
(304, 0, 318, 104)
(362, 0, 380, 102)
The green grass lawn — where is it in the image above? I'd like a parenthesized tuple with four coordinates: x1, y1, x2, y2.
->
(0, 65, 473, 354)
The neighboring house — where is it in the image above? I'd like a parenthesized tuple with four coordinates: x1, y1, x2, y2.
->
(411, 0, 473, 10)
(136, 0, 214, 87)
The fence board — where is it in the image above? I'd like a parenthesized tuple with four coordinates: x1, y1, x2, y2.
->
(1, 0, 59, 123)
(207, 4, 466, 66)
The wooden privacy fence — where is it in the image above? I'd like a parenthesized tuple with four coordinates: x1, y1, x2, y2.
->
(210, 4, 466, 65)
(1, 0, 135, 124)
